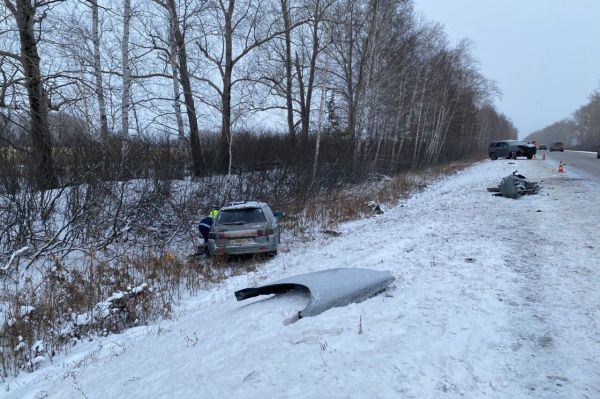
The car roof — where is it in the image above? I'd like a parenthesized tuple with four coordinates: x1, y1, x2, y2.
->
(221, 200, 267, 210)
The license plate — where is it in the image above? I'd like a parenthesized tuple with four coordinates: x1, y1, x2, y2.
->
(230, 238, 254, 246)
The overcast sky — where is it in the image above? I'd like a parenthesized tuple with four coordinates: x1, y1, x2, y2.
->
(414, 0, 600, 138)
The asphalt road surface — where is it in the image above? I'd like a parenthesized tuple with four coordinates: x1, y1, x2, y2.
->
(545, 149, 600, 182)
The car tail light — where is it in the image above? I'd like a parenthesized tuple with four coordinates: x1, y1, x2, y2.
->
(257, 229, 275, 237)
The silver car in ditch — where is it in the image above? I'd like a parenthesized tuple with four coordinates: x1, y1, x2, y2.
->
(207, 201, 281, 256)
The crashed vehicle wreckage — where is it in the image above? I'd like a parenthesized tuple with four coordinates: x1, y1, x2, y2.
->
(487, 171, 541, 199)
(235, 268, 395, 321)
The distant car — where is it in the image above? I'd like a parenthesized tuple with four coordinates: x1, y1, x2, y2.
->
(549, 142, 565, 152)
(207, 201, 281, 257)
(538, 144, 547, 150)
(488, 140, 537, 160)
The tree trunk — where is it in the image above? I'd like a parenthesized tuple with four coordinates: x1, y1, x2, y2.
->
(168, 17, 186, 149)
(301, 1, 321, 142)
(280, 0, 296, 146)
(11, 0, 57, 189)
(312, 68, 328, 186)
(220, 0, 235, 174)
(91, 0, 109, 138)
(167, 0, 204, 176)
(121, 0, 131, 138)
(294, 52, 307, 141)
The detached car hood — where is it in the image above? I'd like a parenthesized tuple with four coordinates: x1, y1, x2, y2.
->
(235, 268, 395, 319)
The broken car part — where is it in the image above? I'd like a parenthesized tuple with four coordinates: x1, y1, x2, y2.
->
(235, 268, 395, 319)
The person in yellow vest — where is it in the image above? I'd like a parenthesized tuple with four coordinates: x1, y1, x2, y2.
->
(198, 207, 219, 246)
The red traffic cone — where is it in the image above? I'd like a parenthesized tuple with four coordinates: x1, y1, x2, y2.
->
(558, 161, 564, 174)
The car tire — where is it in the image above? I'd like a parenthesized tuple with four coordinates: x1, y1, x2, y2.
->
(560, 149, 564, 152)
(490, 153, 497, 160)
(527, 154, 533, 159)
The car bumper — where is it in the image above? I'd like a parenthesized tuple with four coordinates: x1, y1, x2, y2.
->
(208, 236, 278, 256)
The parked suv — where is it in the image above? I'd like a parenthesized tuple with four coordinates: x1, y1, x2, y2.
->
(207, 201, 281, 256)
(550, 142, 565, 152)
(488, 140, 537, 160)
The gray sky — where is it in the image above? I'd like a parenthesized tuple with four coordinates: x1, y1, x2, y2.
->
(414, 0, 600, 138)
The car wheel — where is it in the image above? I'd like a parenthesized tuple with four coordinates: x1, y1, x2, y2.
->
(527, 154, 533, 160)
(597, 153, 600, 159)
(490, 153, 497, 160)
(560, 149, 564, 152)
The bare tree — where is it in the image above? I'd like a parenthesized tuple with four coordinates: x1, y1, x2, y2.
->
(294, 0, 331, 143)
(91, 0, 109, 137)
(280, 0, 295, 144)
(168, 20, 186, 148)
(121, 0, 131, 138)
(153, 0, 204, 176)
(2, 0, 58, 189)
(195, 0, 308, 173)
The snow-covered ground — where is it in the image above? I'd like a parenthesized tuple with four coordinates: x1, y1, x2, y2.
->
(5, 159, 600, 398)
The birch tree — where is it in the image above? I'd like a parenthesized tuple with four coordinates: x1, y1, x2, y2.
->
(91, 0, 109, 137)
(121, 0, 131, 138)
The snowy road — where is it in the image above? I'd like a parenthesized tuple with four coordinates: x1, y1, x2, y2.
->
(545, 150, 600, 182)
(6, 158, 600, 399)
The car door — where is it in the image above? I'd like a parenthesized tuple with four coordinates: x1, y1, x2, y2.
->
(497, 142, 508, 157)
(263, 205, 280, 243)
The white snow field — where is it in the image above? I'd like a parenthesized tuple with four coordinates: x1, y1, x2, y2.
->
(5, 158, 600, 399)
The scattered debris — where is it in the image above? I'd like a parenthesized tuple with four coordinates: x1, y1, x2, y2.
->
(321, 229, 342, 237)
(367, 201, 384, 215)
(487, 171, 541, 199)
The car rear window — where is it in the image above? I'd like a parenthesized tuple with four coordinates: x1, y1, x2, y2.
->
(217, 208, 266, 225)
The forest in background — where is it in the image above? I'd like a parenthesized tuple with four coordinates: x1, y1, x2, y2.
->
(525, 88, 600, 149)
(0, 0, 516, 190)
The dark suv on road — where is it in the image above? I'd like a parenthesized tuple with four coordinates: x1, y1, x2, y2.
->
(488, 140, 537, 160)
(550, 142, 565, 152)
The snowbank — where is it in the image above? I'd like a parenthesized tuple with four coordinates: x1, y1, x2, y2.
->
(5, 159, 600, 398)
